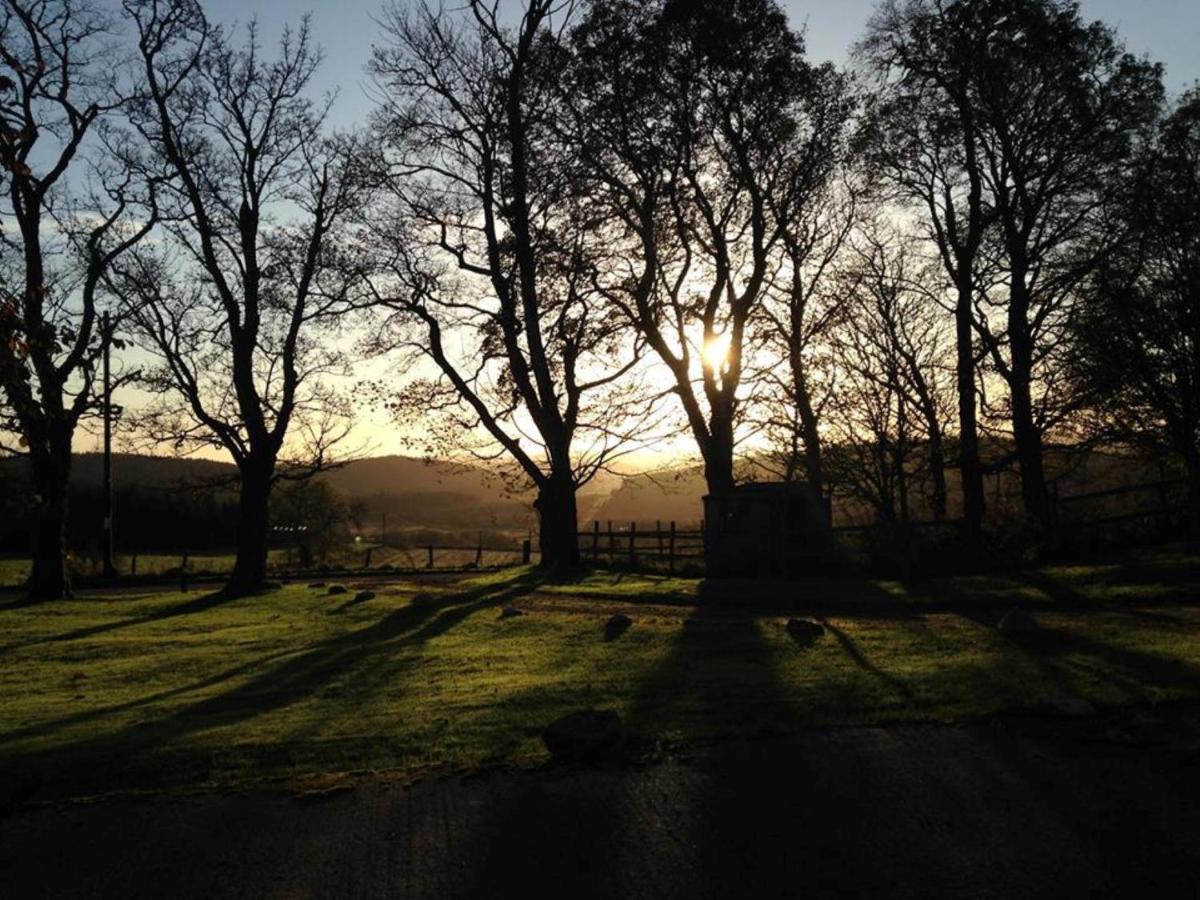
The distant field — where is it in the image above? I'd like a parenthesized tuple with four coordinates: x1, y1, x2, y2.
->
(2, 546, 1199, 805)
(0, 544, 531, 589)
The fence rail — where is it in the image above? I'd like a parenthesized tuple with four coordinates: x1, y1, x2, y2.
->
(577, 520, 706, 574)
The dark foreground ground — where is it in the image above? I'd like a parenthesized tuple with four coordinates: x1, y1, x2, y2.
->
(4, 706, 1199, 900)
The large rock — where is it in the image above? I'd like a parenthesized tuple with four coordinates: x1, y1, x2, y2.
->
(499, 605, 524, 619)
(327, 584, 347, 596)
(541, 710, 624, 761)
(998, 608, 1040, 635)
(353, 590, 375, 603)
(604, 613, 633, 641)
(785, 618, 825, 645)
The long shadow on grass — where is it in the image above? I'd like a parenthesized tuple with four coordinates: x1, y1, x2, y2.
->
(471, 580, 928, 897)
(1, 572, 543, 799)
(823, 622, 918, 703)
(5, 588, 241, 651)
(1002, 625, 1200, 699)
(473, 583, 800, 896)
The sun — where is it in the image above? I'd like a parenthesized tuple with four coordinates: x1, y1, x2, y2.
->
(702, 332, 731, 372)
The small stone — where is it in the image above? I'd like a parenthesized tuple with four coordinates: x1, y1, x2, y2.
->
(307, 582, 326, 589)
(500, 605, 524, 619)
(542, 710, 624, 761)
(998, 608, 1040, 635)
(785, 618, 825, 644)
(604, 613, 632, 641)
(327, 585, 347, 596)
(353, 590, 375, 603)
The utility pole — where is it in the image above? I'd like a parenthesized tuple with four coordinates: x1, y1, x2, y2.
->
(101, 311, 116, 578)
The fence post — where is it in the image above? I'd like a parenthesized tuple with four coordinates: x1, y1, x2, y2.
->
(476, 531, 483, 567)
(607, 520, 614, 565)
(629, 521, 637, 568)
(180, 551, 189, 593)
(669, 521, 676, 575)
(427, 544, 434, 569)
(592, 520, 600, 563)
(656, 520, 663, 562)
(131, 553, 137, 576)
(522, 539, 532, 565)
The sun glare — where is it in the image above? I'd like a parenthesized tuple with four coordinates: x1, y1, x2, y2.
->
(702, 332, 731, 372)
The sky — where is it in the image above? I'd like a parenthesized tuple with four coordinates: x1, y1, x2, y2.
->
(197, 0, 1200, 134)
(82, 0, 1200, 464)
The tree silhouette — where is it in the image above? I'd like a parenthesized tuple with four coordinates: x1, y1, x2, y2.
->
(570, 0, 849, 508)
(0, 0, 156, 600)
(120, 0, 367, 596)
(365, 0, 654, 570)
(1074, 89, 1200, 537)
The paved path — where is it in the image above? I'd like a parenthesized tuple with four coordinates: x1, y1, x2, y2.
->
(3, 711, 1200, 899)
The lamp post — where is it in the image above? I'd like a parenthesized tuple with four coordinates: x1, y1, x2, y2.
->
(101, 311, 116, 578)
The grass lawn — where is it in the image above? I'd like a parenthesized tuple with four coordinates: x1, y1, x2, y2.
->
(0, 553, 262, 588)
(2, 548, 1199, 804)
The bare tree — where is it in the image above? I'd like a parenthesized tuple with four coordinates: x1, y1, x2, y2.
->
(0, 0, 155, 600)
(963, 0, 1163, 529)
(857, 0, 997, 539)
(755, 165, 862, 494)
(119, 0, 366, 596)
(833, 227, 955, 522)
(1073, 89, 1200, 537)
(365, 0, 655, 570)
(570, 0, 850, 504)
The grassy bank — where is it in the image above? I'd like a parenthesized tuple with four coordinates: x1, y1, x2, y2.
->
(1, 550, 1199, 804)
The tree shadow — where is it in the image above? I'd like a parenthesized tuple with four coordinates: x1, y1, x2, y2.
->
(823, 621, 918, 702)
(1004, 624, 1200, 697)
(2, 572, 544, 799)
(4, 588, 241, 651)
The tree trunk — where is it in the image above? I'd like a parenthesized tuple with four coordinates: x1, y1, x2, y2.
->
(226, 465, 273, 597)
(954, 284, 985, 537)
(796, 387, 824, 496)
(1184, 447, 1200, 543)
(927, 425, 948, 522)
(28, 448, 71, 602)
(534, 474, 580, 571)
(790, 349, 824, 495)
(703, 411, 737, 497)
(1008, 282, 1049, 529)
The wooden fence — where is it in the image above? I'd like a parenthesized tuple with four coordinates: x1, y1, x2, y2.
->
(1051, 477, 1189, 530)
(578, 520, 706, 574)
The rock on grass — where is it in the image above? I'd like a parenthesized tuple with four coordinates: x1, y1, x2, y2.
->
(604, 613, 632, 641)
(499, 605, 524, 619)
(541, 710, 624, 761)
(998, 608, 1040, 635)
(327, 585, 347, 596)
(785, 618, 824, 645)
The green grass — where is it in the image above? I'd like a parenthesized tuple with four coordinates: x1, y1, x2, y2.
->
(2, 552, 1199, 804)
(0, 552, 280, 587)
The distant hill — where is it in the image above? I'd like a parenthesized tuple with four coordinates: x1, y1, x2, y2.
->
(592, 467, 707, 526)
(0, 453, 542, 538)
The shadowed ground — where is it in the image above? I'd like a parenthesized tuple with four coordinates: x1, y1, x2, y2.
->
(2, 710, 1199, 899)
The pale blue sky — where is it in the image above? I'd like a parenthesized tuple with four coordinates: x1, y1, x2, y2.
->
(201, 0, 1200, 129)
